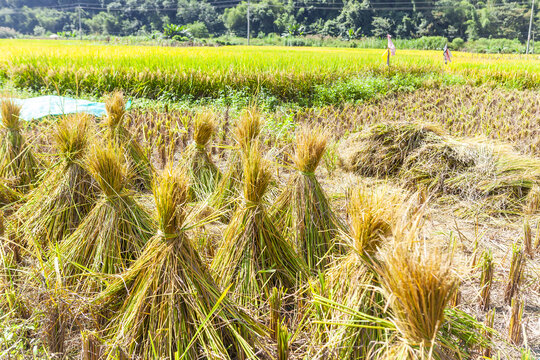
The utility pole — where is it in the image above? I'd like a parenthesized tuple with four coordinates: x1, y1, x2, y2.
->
(247, 0, 251, 45)
(526, 0, 535, 54)
(78, 4, 82, 40)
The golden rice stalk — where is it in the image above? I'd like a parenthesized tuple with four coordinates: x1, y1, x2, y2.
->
(104, 92, 153, 190)
(378, 243, 458, 356)
(504, 244, 525, 305)
(52, 142, 153, 293)
(15, 114, 97, 251)
(81, 331, 101, 360)
(508, 297, 524, 345)
(0, 98, 39, 190)
(97, 165, 264, 359)
(211, 146, 306, 309)
(479, 250, 494, 311)
(272, 126, 342, 271)
(523, 219, 534, 258)
(182, 111, 221, 201)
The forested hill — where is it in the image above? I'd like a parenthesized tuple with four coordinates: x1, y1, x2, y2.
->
(0, 0, 536, 42)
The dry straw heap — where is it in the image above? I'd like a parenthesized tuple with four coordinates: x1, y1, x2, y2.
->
(339, 122, 540, 216)
(104, 91, 153, 189)
(272, 126, 342, 271)
(0, 99, 38, 190)
(97, 166, 264, 359)
(182, 111, 222, 201)
(15, 114, 97, 252)
(212, 146, 306, 309)
(52, 142, 153, 292)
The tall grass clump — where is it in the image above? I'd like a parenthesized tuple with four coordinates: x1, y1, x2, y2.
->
(183, 111, 222, 201)
(97, 166, 263, 359)
(0, 98, 38, 190)
(53, 142, 153, 292)
(104, 91, 153, 189)
(211, 146, 306, 309)
(15, 114, 97, 251)
(272, 126, 342, 271)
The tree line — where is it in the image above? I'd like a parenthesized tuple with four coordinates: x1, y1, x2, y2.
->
(0, 0, 537, 42)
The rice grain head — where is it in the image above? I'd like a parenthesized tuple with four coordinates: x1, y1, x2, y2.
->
(193, 111, 217, 148)
(348, 184, 403, 258)
(378, 242, 458, 346)
(153, 165, 189, 235)
(54, 113, 92, 162)
(105, 91, 126, 129)
(243, 145, 271, 204)
(1, 99, 21, 131)
(293, 126, 327, 174)
(234, 106, 262, 152)
(86, 142, 129, 197)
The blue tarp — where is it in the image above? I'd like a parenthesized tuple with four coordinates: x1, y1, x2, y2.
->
(12, 96, 131, 121)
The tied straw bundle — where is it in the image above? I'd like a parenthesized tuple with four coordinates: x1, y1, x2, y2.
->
(97, 165, 265, 359)
(15, 114, 97, 252)
(272, 126, 342, 271)
(212, 145, 307, 310)
(53, 142, 153, 293)
(0, 99, 39, 191)
(182, 111, 222, 201)
(210, 107, 262, 220)
(104, 92, 153, 190)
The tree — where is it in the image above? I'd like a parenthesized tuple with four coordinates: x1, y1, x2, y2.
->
(371, 17, 393, 37)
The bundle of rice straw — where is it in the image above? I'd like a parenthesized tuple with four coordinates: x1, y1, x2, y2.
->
(376, 242, 459, 359)
(272, 126, 342, 271)
(211, 146, 306, 309)
(53, 142, 153, 293)
(104, 91, 153, 190)
(97, 165, 266, 359)
(15, 114, 97, 251)
(210, 107, 261, 219)
(182, 111, 222, 201)
(317, 184, 405, 359)
(0, 99, 39, 191)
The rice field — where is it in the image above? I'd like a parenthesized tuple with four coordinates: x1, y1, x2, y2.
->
(1, 40, 539, 104)
(0, 40, 539, 359)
